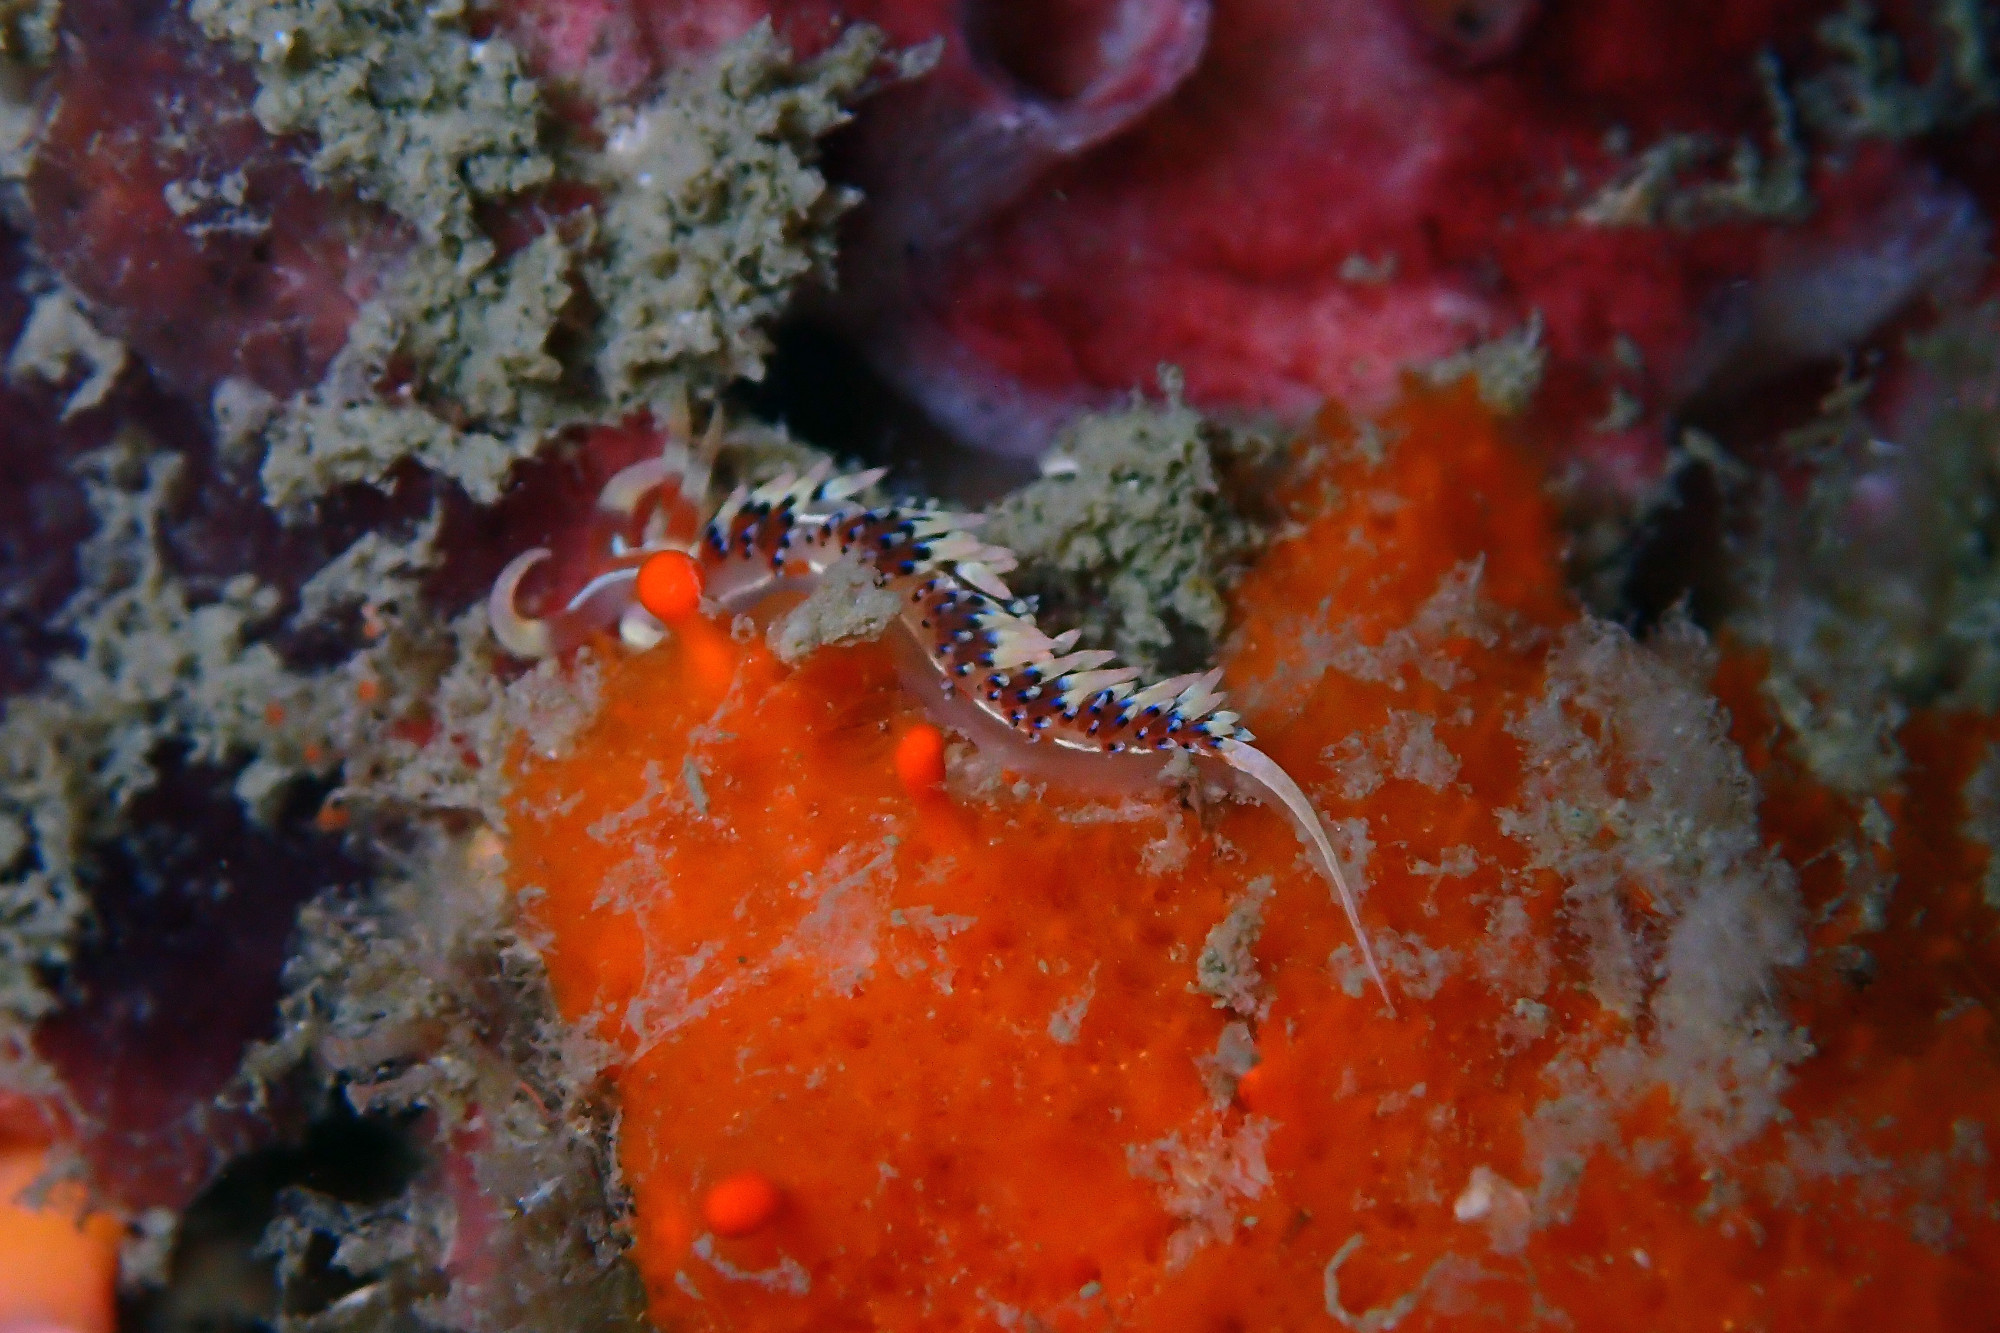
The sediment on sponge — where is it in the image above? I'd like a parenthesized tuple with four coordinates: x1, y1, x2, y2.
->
(1501, 614, 1810, 1163)
(763, 550, 903, 665)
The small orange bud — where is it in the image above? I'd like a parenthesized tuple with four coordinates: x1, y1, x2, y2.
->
(314, 803, 350, 833)
(1234, 1062, 1271, 1112)
(702, 1171, 780, 1237)
(636, 550, 704, 624)
(355, 678, 382, 704)
(263, 702, 287, 726)
(894, 724, 947, 795)
(679, 616, 738, 693)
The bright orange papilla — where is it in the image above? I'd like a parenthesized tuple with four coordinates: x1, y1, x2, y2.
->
(892, 723, 947, 795)
(703, 1171, 782, 1237)
(509, 382, 1999, 1330)
(636, 550, 704, 624)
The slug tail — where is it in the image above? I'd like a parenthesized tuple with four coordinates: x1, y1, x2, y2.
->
(1219, 738, 1395, 1014)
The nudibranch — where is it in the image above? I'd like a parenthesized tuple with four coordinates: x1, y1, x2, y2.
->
(489, 434, 1393, 1006)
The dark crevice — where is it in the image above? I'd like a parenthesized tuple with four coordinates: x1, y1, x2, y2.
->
(121, 1100, 425, 1333)
(1611, 452, 1730, 635)
(733, 318, 1035, 503)
(962, 0, 1134, 103)
(34, 749, 368, 1210)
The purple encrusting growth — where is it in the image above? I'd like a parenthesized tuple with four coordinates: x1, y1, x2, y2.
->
(491, 450, 1396, 1005)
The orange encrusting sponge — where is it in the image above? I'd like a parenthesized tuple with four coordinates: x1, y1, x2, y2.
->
(0, 1145, 122, 1333)
(509, 382, 2000, 1330)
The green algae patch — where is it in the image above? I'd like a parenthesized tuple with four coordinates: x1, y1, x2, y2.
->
(983, 371, 1277, 676)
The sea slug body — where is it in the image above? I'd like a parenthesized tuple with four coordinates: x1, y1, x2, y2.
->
(490, 441, 1394, 1006)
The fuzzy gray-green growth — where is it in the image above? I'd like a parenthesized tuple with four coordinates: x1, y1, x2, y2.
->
(1796, 0, 1999, 141)
(0, 428, 535, 1103)
(189, 0, 575, 505)
(1964, 745, 2000, 910)
(199, 0, 882, 509)
(1194, 877, 1274, 1020)
(1902, 304, 2000, 713)
(983, 370, 1276, 676)
(1726, 311, 2000, 794)
(7, 286, 129, 418)
(261, 225, 586, 505)
(0, 436, 312, 1089)
(1423, 314, 1547, 415)
(0, 824, 81, 1090)
(0, 0, 58, 66)
(0, 0, 50, 187)
(210, 377, 280, 455)
(1577, 54, 1810, 229)
(0, 441, 631, 1318)
(241, 830, 645, 1333)
(22, 3, 878, 1314)
(188, 0, 552, 255)
(588, 21, 881, 406)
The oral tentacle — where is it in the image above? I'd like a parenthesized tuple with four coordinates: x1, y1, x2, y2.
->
(489, 548, 557, 660)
